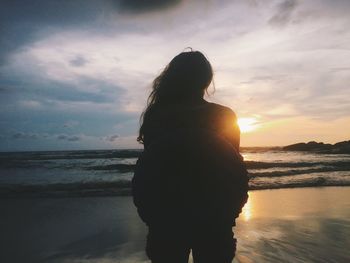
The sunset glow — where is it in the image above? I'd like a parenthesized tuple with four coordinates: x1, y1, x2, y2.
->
(0, 1, 349, 151)
(237, 118, 259, 133)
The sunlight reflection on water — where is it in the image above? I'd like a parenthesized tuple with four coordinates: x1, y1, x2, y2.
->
(234, 187, 350, 263)
(242, 197, 252, 222)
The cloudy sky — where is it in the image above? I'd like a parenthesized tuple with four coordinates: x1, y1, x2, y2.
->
(0, 0, 349, 151)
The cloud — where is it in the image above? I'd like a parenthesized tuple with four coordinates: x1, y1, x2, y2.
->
(239, 74, 287, 85)
(0, 72, 124, 105)
(10, 132, 80, 142)
(330, 67, 350, 73)
(0, 0, 103, 64)
(0, 87, 9, 93)
(117, 0, 182, 13)
(63, 120, 80, 128)
(105, 134, 120, 142)
(57, 134, 80, 142)
(69, 55, 89, 67)
(11, 132, 39, 140)
(268, 0, 298, 27)
(0, 0, 185, 65)
(18, 100, 42, 109)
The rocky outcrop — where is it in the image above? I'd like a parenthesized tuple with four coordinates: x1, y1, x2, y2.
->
(283, 140, 350, 154)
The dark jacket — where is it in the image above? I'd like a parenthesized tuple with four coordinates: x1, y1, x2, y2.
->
(132, 100, 248, 228)
(141, 100, 240, 151)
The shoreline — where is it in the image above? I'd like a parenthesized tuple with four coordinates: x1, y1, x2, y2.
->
(1, 184, 350, 199)
(1, 186, 349, 263)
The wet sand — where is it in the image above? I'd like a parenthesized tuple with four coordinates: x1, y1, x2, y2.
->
(236, 187, 350, 263)
(1, 187, 349, 263)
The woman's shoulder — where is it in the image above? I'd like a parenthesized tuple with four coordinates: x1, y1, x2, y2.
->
(205, 102, 237, 119)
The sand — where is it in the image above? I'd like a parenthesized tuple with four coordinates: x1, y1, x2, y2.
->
(1, 187, 349, 263)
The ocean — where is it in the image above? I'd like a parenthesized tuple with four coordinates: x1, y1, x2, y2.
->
(0, 148, 350, 197)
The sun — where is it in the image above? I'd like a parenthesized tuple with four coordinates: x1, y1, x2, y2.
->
(237, 117, 259, 133)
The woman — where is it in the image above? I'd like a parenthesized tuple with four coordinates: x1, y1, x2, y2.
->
(132, 50, 248, 263)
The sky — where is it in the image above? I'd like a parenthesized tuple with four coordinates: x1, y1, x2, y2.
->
(0, 0, 349, 151)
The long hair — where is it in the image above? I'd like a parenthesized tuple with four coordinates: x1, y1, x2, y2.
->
(137, 50, 214, 144)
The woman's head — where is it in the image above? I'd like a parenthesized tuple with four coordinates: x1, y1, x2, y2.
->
(153, 50, 213, 101)
(138, 50, 214, 143)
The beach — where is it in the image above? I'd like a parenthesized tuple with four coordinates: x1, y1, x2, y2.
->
(1, 186, 349, 263)
(2, 0, 350, 261)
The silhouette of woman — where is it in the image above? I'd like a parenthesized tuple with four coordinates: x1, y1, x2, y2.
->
(132, 50, 248, 263)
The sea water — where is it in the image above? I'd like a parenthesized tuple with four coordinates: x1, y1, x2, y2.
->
(0, 148, 349, 197)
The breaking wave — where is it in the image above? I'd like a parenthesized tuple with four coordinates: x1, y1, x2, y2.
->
(0, 149, 349, 197)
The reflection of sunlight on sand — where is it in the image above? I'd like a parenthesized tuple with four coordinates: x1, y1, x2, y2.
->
(242, 196, 252, 221)
(235, 254, 255, 263)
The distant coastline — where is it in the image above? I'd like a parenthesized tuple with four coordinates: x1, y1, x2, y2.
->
(1, 140, 349, 154)
(282, 140, 350, 154)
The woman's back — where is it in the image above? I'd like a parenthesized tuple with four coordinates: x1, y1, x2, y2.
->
(142, 99, 240, 151)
